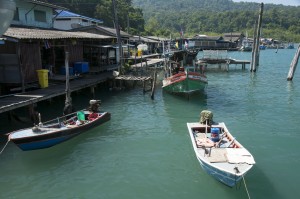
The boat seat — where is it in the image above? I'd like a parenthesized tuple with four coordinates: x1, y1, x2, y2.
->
(226, 148, 255, 164)
(195, 132, 206, 138)
(206, 148, 228, 163)
(196, 137, 215, 148)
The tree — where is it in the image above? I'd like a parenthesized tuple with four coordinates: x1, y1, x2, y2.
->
(47, 0, 145, 34)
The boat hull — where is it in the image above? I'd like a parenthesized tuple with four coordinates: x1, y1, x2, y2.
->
(15, 133, 78, 151)
(162, 72, 207, 94)
(10, 112, 111, 151)
(197, 156, 243, 187)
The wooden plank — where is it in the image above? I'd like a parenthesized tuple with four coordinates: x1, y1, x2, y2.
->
(198, 58, 250, 65)
(0, 71, 113, 114)
(131, 58, 164, 68)
(115, 75, 151, 81)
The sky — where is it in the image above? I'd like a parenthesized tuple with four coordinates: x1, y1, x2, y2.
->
(232, 0, 300, 6)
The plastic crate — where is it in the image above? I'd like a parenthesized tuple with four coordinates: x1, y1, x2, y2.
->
(74, 62, 89, 73)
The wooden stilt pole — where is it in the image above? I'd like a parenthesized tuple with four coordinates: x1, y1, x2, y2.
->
(63, 52, 73, 115)
(120, 80, 123, 89)
(287, 45, 300, 81)
(112, 0, 123, 73)
(28, 103, 39, 124)
(91, 86, 95, 99)
(16, 42, 26, 93)
(113, 79, 116, 89)
(251, 20, 258, 71)
(251, 3, 264, 72)
(151, 69, 157, 100)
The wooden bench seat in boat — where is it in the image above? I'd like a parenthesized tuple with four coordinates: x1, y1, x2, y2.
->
(195, 133, 215, 148)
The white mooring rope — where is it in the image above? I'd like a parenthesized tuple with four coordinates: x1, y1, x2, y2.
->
(242, 175, 251, 199)
(0, 135, 10, 154)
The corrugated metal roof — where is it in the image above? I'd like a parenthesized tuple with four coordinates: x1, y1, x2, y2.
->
(26, 0, 67, 10)
(129, 36, 159, 43)
(192, 35, 223, 41)
(223, 32, 243, 37)
(73, 25, 131, 38)
(55, 10, 103, 24)
(145, 36, 169, 41)
(3, 27, 115, 40)
(223, 37, 241, 42)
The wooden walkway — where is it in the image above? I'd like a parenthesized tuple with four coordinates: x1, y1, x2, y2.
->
(0, 71, 113, 114)
(131, 58, 165, 68)
(197, 58, 250, 70)
(197, 50, 250, 70)
(198, 58, 250, 64)
(127, 54, 161, 60)
(115, 75, 151, 81)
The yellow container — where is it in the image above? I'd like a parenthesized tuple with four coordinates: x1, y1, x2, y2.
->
(36, 69, 49, 88)
(137, 49, 142, 56)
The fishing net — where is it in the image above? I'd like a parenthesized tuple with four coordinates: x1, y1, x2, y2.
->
(199, 110, 213, 125)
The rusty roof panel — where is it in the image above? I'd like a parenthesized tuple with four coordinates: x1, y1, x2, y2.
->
(4, 27, 115, 40)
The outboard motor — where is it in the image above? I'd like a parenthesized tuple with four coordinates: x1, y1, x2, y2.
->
(89, 99, 101, 112)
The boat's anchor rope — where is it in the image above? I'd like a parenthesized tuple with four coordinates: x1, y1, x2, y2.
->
(242, 175, 251, 199)
(0, 135, 10, 154)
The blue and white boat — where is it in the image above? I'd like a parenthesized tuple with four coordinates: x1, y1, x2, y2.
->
(8, 108, 110, 151)
(187, 111, 255, 187)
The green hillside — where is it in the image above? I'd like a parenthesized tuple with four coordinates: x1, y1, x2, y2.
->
(132, 0, 300, 41)
(46, 0, 300, 42)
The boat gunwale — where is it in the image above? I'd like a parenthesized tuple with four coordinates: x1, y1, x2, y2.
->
(9, 111, 110, 142)
(187, 122, 254, 177)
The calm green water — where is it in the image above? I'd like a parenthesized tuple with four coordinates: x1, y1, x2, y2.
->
(0, 47, 300, 199)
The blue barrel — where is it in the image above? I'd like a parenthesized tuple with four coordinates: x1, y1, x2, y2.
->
(211, 128, 220, 142)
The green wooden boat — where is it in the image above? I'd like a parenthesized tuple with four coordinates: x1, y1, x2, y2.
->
(162, 65, 207, 94)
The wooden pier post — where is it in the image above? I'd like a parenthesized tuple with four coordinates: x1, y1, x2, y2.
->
(113, 79, 116, 89)
(16, 42, 26, 93)
(151, 69, 157, 100)
(120, 79, 124, 89)
(250, 3, 264, 72)
(112, 0, 123, 73)
(90, 86, 95, 99)
(28, 103, 39, 124)
(287, 45, 300, 81)
(65, 52, 71, 102)
(251, 19, 258, 71)
(63, 52, 73, 115)
(143, 80, 146, 93)
(140, 54, 143, 68)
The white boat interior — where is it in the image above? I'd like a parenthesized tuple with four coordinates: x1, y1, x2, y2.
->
(187, 122, 255, 176)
